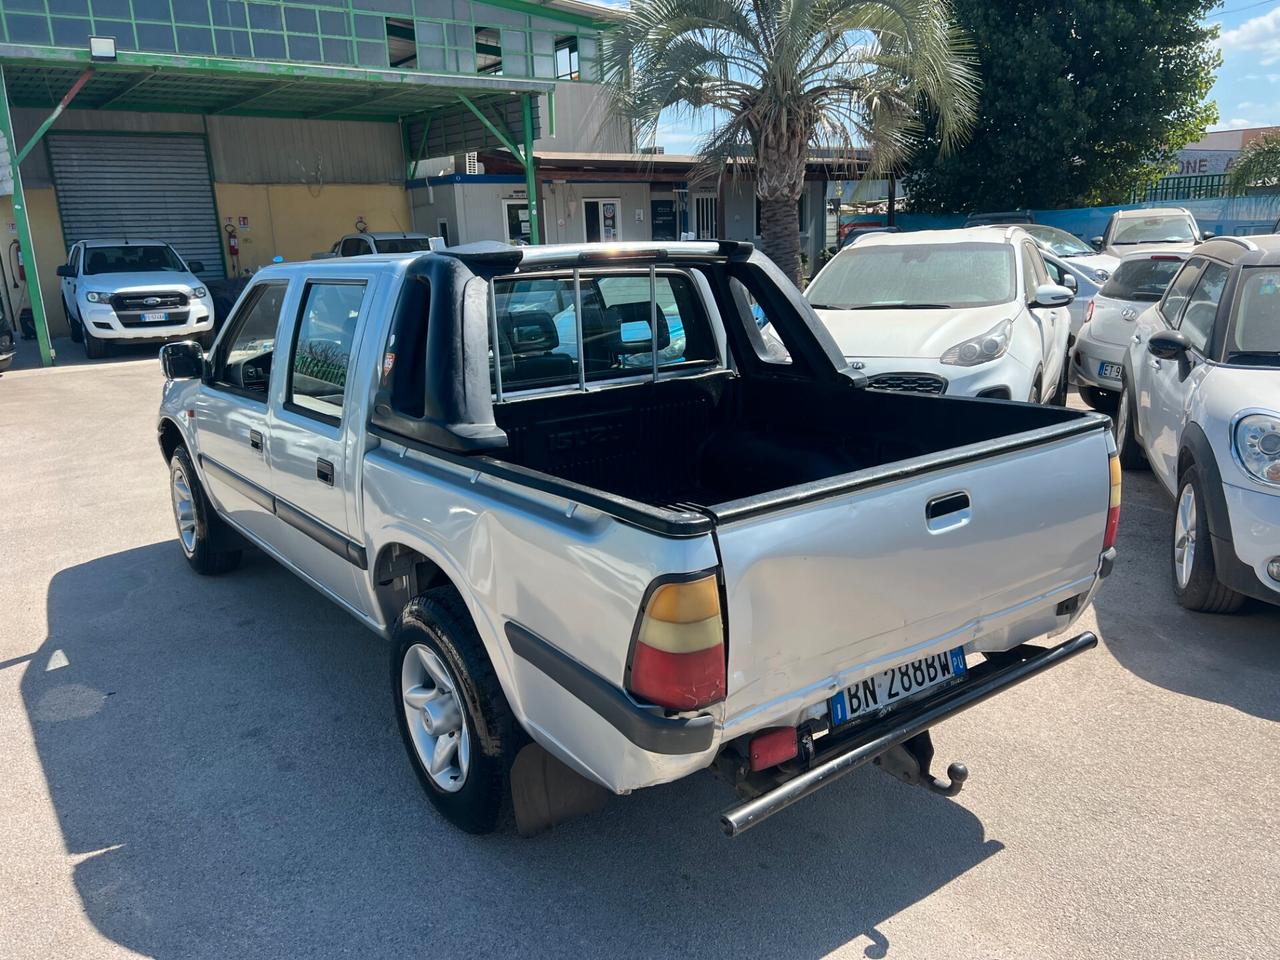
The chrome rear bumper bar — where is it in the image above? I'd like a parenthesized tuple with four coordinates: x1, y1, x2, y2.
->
(719, 631, 1098, 837)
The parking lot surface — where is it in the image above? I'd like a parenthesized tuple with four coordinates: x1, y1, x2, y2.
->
(1, 350, 1277, 960)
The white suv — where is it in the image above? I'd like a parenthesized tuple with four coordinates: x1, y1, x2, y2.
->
(806, 226, 1074, 402)
(58, 239, 215, 359)
(1115, 236, 1280, 612)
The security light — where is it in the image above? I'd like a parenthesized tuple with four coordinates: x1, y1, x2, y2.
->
(89, 37, 117, 62)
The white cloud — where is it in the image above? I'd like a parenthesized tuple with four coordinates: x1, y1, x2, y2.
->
(1220, 9, 1280, 65)
(1209, 117, 1258, 130)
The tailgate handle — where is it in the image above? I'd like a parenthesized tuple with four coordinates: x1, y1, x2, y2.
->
(926, 492, 970, 532)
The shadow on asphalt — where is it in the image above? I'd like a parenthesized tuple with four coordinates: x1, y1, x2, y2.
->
(1091, 470, 1280, 723)
(26, 541, 1001, 959)
(4, 337, 166, 374)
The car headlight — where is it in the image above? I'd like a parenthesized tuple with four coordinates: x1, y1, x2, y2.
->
(84, 290, 112, 303)
(192, 286, 208, 299)
(1234, 413, 1280, 485)
(940, 319, 1013, 366)
(1091, 268, 1110, 283)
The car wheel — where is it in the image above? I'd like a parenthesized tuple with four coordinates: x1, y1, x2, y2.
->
(1171, 467, 1245, 614)
(83, 324, 106, 359)
(392, 587, 521, 834)
(1078, 385, 1118, 412)
(1114, 384, 1147, 470)
(1027, 367, 1043, 404)
(1050, 357, 1069, 406)
(169, 446, 242, 575)
(64, 299, 84, 343)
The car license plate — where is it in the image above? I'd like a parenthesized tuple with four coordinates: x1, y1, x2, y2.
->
(828, 648, 967, 726)
(141, 311, 168, 323)
(1098, 361, 1123, 379)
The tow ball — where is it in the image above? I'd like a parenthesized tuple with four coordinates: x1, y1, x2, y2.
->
(872, 731, 968, 797)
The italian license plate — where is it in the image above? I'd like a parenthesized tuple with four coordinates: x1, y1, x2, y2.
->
(141, 311, 168, 323)
(1098, 361, 1123, 379)
(829, 648, 967, 726)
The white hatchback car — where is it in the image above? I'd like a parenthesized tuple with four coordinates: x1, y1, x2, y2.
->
(1115, 236, 1280, 612)
(1092, 207, 1204, 260)
(1071, 249, 1189, 410)
(806, 227, 1074, 402)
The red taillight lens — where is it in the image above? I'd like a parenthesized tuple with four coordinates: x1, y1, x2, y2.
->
(1103, 453, 1122, 550)
(626, 574, 726, 711)
(1085, 299, 1095, 324)
(749, 727, 798, 771)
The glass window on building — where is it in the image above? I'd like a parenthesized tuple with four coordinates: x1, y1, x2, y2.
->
(555, 36, 578, 80)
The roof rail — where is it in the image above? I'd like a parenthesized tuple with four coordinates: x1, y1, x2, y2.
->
(1210, 235, 1257, 251)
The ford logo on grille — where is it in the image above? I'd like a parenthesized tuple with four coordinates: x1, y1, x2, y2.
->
(143, 296, 162, 306)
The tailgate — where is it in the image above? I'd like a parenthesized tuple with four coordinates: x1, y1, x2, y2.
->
(710, 422, 1112, 731)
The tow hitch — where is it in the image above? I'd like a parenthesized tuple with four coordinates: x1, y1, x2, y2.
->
(719, 631, 1097, 837)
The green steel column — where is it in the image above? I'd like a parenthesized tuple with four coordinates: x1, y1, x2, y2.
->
(0, 66, 53, 366)
(521, 94, 540, 244)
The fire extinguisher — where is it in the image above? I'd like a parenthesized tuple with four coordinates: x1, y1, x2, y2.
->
(8, 239, 24, 287)
(224, 222, 240, 272)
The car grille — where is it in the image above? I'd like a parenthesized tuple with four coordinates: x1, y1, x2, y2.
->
(866, 373, 948, 395)
(111, 291, 189, 311)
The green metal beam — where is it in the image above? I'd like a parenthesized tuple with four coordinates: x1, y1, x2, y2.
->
(211, 80, 299, 115)
(457, 94, 523, 162)
(95, 69, 157, 109)
(309, 87, 416, 120)
(522, 93, 540, 244)
(15, 66, 93, 165)
(0, 67, 53, 366)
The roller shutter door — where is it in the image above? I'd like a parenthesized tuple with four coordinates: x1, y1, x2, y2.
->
(47, 133, 224, 280)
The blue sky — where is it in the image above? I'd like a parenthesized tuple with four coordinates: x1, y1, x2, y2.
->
(1212, 1, 1280, 130)
(589, 1, 1280, 147)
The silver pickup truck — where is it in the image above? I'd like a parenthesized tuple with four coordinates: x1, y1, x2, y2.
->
(156, 241, 1118, 837)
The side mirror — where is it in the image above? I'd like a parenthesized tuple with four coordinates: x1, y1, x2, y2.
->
(1090, 236, 1104, 251)
(1201, 231, 1215, 240)
(1061, 273, 1078, 293)
(188, 260, 205, 273)
(159, 340, 204, 380)
(1033, 282, 1074, 308)
(1148, 329, 1192, 379)
(56, 264, 75, 278)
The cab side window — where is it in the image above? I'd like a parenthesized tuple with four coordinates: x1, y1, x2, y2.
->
(1176, 261, 1228, 354)
(213, 282, 288, 400)
(68, 246, 81, 274)
(1160, 258, 1204, 325)
(339, 238, 368, 257)
(287, 281, 367, 421)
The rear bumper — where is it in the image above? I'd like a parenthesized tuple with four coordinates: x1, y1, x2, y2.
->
(720, 631, 1098, 836)
(1070, 330, 1126, 390)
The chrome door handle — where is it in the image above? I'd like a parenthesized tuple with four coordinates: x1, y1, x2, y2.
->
(249, 429, 263, 451)
(1148, 359, 1161, 370)
(316, 458, 334, 485)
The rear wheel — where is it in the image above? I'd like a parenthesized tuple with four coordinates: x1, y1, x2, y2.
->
(1171, 468, 1245, 614)
(169, 446, 242, 575)
(1114, 385, 1147, 470)
(1078, 385, 1118, 412)
(392, 587, 521, 834)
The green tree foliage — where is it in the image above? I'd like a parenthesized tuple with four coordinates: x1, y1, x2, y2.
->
(905, 1, 1220, 212)
(1227, 132, 1280, 195)
(602, 0, 979, 284)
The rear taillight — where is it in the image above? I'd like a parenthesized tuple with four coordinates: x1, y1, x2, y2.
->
(1085, 299, 1095, 324)
(1104, 453, 1122, 549)
(626, 573, 726, 711)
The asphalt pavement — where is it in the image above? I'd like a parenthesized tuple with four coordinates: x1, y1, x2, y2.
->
(1, 347, 1277, 959)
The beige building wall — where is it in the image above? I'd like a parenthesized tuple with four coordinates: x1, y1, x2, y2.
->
(0, 189, 68, 337)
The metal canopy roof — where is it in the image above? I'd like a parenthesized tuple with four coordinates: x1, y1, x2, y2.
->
(0, 44, 552, 123)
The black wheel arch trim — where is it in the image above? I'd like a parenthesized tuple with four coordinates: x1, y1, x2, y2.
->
(504, 621, 716, 756)
(198, 454, 368, 569)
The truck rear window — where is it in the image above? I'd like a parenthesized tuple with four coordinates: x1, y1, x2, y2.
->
(490, 271, 719, 393)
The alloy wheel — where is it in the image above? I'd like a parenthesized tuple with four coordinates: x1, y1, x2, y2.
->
(1173, 483, 1197, 589)
(401, 643, 471, 793)
(170, 461, 198, 557)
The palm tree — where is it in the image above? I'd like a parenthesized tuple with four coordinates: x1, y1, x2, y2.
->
(1227, 131, 1280, 196)
(602, 0, 979, 284)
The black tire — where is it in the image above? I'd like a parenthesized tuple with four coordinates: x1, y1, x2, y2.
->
(1078, 385, 1118, 412)
(1114, 384, 1147, 471)
(392, 587, 521, 834)
(1049, 357, 1069, 406)
(1171, 467, 1246, 614)
(1027, 368, 1043, 404)
(169, 446, 242, 575)
(64, 299, 84, 343)
(83, 324, 106, 359)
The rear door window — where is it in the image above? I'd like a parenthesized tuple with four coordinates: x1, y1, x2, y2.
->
(490, 271, 719, 393)
(287, 281, 367, 421)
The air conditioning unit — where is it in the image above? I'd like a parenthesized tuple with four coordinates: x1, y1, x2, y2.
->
(465, 152, 479, 175)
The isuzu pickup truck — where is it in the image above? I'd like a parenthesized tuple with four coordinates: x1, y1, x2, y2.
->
(155, 241, 1118, 837)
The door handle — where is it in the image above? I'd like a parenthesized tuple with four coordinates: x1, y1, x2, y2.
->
(1148, 359, 1161, 370)
(316, 458, 334, 485)
(249, 429, 263, 451)
(926, 491, 971, 533)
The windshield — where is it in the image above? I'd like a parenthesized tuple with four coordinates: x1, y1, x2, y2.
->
(1100, 257, 1185, 302)
(1228, 267, 1280, 365)
(1111, 216, 1197, 245)
(373, 237, 432, 253)
(83, 244, 185, 275)
(1025, 225, 1093, 257)
(807, 242, 1016, 310)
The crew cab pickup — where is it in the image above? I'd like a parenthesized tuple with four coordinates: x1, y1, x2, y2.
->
(156, 241, 1118, 837)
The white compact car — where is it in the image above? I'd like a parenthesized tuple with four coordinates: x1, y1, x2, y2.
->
(1115, 235, 1280, 612)
(1071, 249, 1189, 411)
(806, 227, 1074, 402)
(1022, 224, 1119, 285)
(1092, 207, 1204, 260)
(58, 239, 215, 359)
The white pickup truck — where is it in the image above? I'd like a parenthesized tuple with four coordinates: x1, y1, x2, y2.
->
(155, 241, 1118, 837)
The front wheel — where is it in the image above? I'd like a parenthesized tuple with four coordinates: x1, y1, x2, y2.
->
(1171, 468, 1245, 614)
(1049, 357, 1069, 406)
(169, 446, 242, 575)
(1114, 385, 1147, 470)
(64, 299, 84, 343)
(392, 587, 521, 834)
(83, 324, 106, 359)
